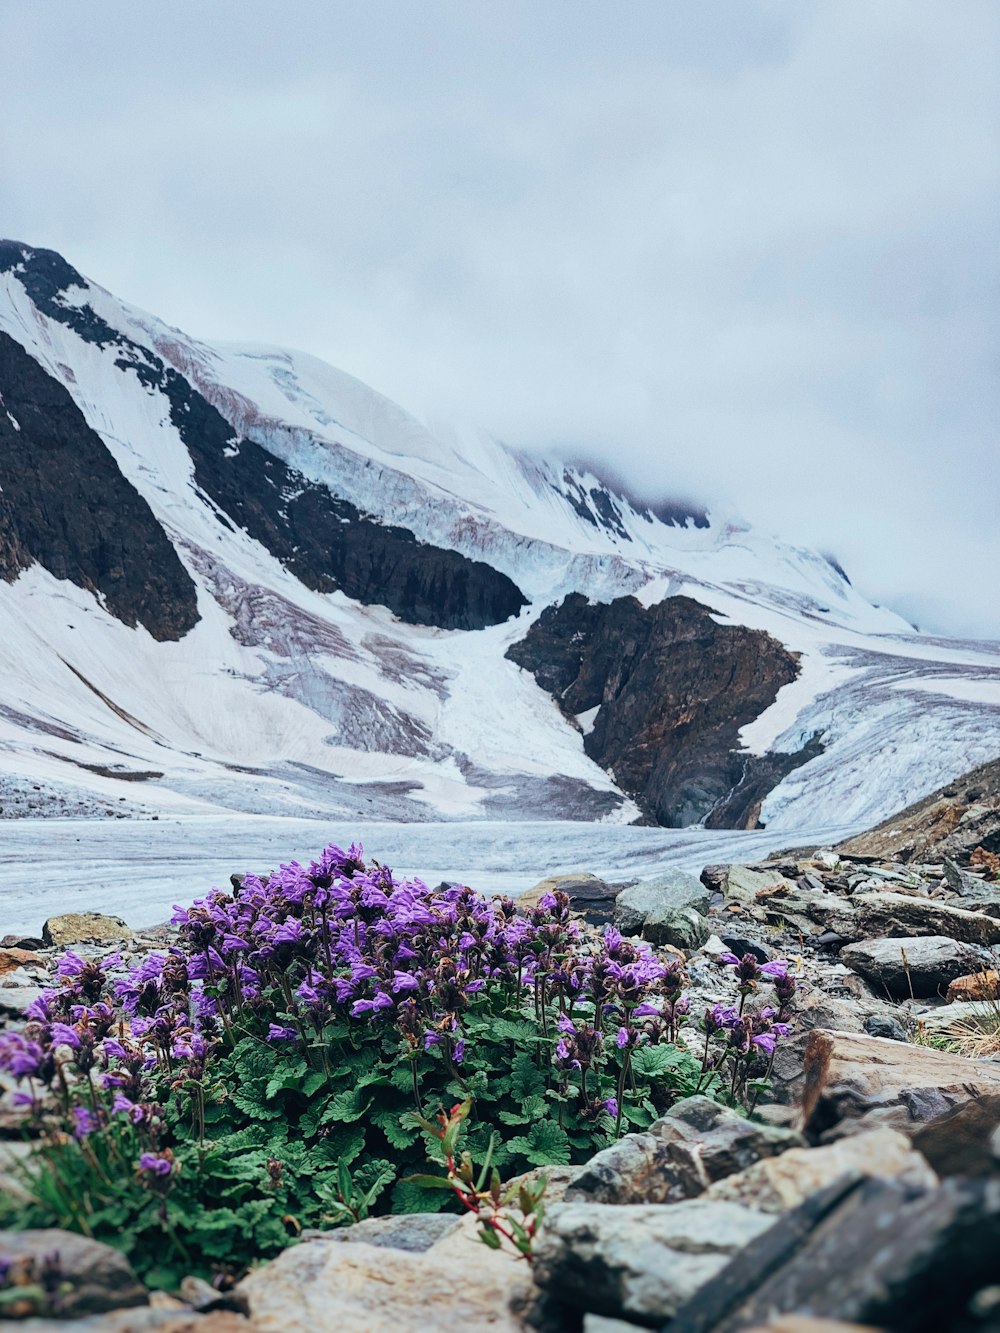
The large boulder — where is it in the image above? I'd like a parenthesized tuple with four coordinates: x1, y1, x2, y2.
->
(533, 1199, 774, 1324)
(566, 1096, 804, 1206)
(641, 905, 710, 952)
(668, 1176, 1000, 1333)
(909, 1094, 1000, 1178)
(614, 871, 710, 935)
(721, 866, 796, 905)
(0, 1228, 147, 1317)
(42, 912, 132, 947)
(839, 935, 981, 998)
(517, 872, 617, 923)
(800, 1029, 1000, 1138)
(849, 893, 1000, 946)
(702, 1128, 937, 1213)
(236, 1214, 533, 1332)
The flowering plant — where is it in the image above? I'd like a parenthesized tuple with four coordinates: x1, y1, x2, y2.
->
(0, 843, 793, 1287)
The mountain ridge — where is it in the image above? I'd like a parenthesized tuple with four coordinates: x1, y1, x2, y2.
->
(0, 239, 998, 830)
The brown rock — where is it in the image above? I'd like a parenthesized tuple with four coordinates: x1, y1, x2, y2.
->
(0, 947, 42, 975)
(42, 912, 133, 947)
(947, 969, 1000, 1002)
(800, 1029, 1000, 1137)
(835, 756, 1000, 864)
(703, 1128, 937, 1212)
(236, 1214, 533, 1332)
(158, 1316, 250, 1333)
(517, 872, 617, 923)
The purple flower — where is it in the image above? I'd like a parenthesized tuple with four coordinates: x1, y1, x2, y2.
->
(615, 1027, 630, 1049)
(138, 1152, 173, 1178)
(760, 959, 791, 978)
(391, 971, 420, 992)
(266, 1024, 298, 1043)
(751, 1032, 777, 1055)
(602, 1097, 618, 1118)
(50, 1023, 81, 1050)
(0, 1032, 44, 1080)
(72, 1106, 100, 1139)
(453, 1039, 466, 1065)
(24, 991, 55, 1022)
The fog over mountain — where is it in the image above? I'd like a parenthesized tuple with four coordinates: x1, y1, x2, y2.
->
(1, 0, 998, 637)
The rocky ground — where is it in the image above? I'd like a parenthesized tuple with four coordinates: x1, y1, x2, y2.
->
(1, 766, 999, 1331)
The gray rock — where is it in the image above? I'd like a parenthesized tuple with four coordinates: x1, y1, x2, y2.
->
(721, 866, 795, 905)
(768, 988, 869, 1106)
(850, 892, 1000, 946)
(533, 1200, 774, 1323)
(300, 1213, 461, 1252)
(641, 905, 710, 951)
(668, 1176, 1000, 1333)
(864, 1013, 908, 1041)
(840, 935, 981, 998)
(702, 1127, 937, 1213)
(943, 857, 992, 897)
(614, 872, 710, 935)
(0, 1229, 147, 1317)
(566, 1096, 804, 1206)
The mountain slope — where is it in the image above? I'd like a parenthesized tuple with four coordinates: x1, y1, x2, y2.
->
(0, 239, 998, 830)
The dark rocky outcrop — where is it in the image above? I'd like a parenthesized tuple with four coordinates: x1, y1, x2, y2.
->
(0, 329, 200, 641)
(0, 240, 527, 632)
(506, 592, 804, 827)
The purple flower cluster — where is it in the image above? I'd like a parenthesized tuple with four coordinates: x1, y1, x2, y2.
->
(0, 842, 798, 1179)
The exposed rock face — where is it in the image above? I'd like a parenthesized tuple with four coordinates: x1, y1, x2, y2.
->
(0, 329, 199, 641)
(0, 241, 527, 633)
(702, 1128, 937, 1213)
(506, 593, 804, 828)
(800, 1029, 1000, 1138)
(566, 1097, 804, 1207)
(533, 1199, 775, 1325)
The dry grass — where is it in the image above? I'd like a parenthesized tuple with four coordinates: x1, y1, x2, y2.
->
(936, 995, 1000, 1058)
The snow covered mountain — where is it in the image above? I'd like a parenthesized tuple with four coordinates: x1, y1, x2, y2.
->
(1, 239, 998, 833)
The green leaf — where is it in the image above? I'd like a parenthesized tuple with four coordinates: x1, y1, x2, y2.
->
(371, 1108, 421, 1150)
(507, 1119, 571, 1167)
(510, 1051, 545, 1100)
(391, 1177, 454, 1214)
(321, 1087, 374, 1125)
(402, 1173, 458, 1191)
(308, 1126, 366, 1168)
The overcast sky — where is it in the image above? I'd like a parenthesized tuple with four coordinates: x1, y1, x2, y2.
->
(2, 1, 998, 637)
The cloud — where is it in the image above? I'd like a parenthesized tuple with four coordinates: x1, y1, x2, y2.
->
(2, 0, 998, 636)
